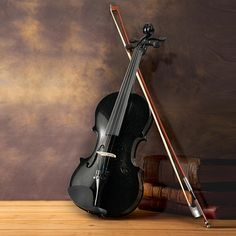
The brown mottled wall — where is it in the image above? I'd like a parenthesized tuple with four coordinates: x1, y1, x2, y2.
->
(0, 0, 235, 199)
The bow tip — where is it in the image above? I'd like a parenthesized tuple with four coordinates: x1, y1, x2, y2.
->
(110, 4, 119, 11)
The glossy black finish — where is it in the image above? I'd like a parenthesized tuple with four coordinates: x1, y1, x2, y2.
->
(69, 92, 152, 217)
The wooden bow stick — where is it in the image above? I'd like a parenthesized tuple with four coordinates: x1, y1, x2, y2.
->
(110, 4, 210, 228)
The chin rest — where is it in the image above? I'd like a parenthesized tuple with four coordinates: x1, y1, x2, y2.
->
(68, 185, 107, 216)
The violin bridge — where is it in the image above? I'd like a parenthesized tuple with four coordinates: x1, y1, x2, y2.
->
(96, 151, 116, 158)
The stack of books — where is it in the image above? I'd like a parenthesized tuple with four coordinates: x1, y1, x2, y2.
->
(139, 155, 236, 219)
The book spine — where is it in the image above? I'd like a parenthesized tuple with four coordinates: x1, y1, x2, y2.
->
(143, 183, 192, 205)
(143, 156, 201, 189)
(143, 155, 236, 191)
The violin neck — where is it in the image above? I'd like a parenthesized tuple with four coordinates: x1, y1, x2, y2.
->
(105, 45, 145, 136)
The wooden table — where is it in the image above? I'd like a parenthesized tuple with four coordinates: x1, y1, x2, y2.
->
(0, 201, 235, 235)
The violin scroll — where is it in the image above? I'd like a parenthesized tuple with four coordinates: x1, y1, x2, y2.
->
(126, 24, 166, 51)
(143, 23, 154, 36)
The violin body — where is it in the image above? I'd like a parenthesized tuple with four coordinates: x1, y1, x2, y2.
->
(68, 23, 164, 217)
(69, 92, 152, 217)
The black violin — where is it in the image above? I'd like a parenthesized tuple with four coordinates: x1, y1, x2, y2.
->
(68, 24, 165, 217)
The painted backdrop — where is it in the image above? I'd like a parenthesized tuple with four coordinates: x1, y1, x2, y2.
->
(0, 0, 235, 199)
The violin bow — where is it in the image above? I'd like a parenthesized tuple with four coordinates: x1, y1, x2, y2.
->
(110, 4, 210, 228)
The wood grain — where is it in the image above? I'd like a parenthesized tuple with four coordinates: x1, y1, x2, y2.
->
(0, 201, 235, 236)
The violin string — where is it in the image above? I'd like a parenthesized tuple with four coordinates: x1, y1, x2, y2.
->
(109, 49, 137, 131)
(102, 45, 142, 175)
(112, 48, 143, 135)
(106, 45, 140, 135)
(111, 47, 139, 130)
(111, 47, 139, 132)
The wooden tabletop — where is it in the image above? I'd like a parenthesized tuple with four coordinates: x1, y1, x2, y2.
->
(0, 201, 235, 235)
